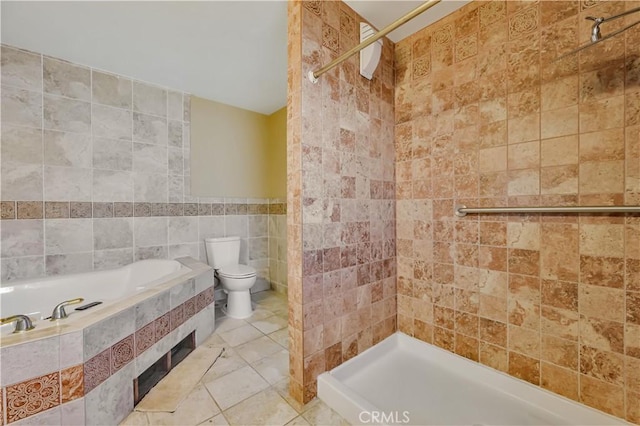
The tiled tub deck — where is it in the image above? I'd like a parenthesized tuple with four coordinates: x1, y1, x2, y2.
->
(0, 257, 215, 425)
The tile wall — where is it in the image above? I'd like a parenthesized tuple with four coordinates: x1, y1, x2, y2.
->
(0, 44, 286, 291)
(269, 200, 288, 294)
(394, 0, 639, 422)
(288, 0, 397, 403)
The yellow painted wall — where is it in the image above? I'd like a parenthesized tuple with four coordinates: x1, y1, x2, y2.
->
(190, 97, 286, 198)
(266, 107, 287, 198)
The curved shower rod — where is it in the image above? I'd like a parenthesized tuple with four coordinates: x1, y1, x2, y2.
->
(557, 5, 640, 60)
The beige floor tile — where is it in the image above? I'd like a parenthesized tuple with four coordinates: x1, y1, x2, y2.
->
(254, 297, 287, 311)
(204, 365, 270, 410)
(270, 307, 289, 319)
(301, 399, 349, 426)
(145, 384, 220, 425)
(248, 307, 277, 321)
(253, 291, 285, 302)
(202, 333, 226, 348)
(236, 335, 284, 363)
(120, 411, 149, 425)
(266, 301, 288, 313)
(136, 346, 222, 412)
(252, 349, 289, 385)
(198, 413, 229, 425)
(201, 348, 248, 382)
(214, 316, 248, 334)
(273, 379, 306, 414)
(223, 388, 298, 426)
(219, 324, 264, 347)
(251, 315, 288, 334)
(268, 328, 289, 349)
(285, 415, 312, 426)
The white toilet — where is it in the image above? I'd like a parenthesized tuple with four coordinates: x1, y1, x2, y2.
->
(204, 236, 257, 319)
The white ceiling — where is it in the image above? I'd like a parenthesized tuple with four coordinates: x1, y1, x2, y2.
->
(1, 1, 468, 115)
(345, 1, 471, 43)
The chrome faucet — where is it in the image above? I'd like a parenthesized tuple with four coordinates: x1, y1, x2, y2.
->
(0, 314, 35, 333)
(50, 298, 84, 321)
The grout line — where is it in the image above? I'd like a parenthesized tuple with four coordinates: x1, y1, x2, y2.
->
(131, 74, 137, 264)
(90, 58, 95, 273)
(40, 51, 47, 275)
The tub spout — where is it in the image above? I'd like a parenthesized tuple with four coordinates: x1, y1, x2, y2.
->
(1, 314, 35, 333)
(50, 298, 84, 320)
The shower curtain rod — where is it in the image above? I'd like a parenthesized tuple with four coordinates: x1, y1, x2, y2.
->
(308, 0, 441, 83)
(455, 204, 640, 217)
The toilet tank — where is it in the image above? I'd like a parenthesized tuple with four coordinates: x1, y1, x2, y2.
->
(204, 236, 241, 269)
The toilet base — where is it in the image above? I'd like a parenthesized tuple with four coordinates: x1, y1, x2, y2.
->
(222, 290, 253, 319)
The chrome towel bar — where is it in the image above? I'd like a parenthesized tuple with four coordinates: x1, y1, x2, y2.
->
(455, 204, 640, 217)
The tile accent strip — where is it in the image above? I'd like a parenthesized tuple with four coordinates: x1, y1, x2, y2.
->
(60, 365, 84, 404)
(5, 372, 60, 423)
(0, 201, 286, 219)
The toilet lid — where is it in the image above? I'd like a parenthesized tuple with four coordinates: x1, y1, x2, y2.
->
(217, 264, 256, 278)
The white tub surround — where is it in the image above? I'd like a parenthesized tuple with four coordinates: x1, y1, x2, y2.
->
(1, 259, 184, 336)
(0, 257, 215, 425)
(318, 333, 627, 426)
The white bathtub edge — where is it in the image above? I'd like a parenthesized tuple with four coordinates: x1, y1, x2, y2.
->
(318, 373, 377, 426)
(318, 332, 629, 426)
(0, 258, 212, 347)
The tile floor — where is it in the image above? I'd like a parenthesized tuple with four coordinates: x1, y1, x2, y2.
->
(121, 291, 349, 426)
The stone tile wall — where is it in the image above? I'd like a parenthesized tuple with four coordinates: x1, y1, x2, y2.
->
(394, 1, 640, 422)
(0, 44, 286, 289)
(269, 199, 288, 294)
(288, 0, 397, 403)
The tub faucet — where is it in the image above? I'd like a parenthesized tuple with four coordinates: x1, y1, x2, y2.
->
(50, 298, 84, 321)
(0, 314, 35, 333)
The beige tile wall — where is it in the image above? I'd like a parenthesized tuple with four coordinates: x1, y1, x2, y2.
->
(287, 0, 397, 403)
(394, 0, 639, 422)
(269, 199, 288, 294)
(0, 45, 283, 285)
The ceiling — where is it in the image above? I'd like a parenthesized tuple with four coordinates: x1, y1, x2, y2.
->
(1, 1, 468, 115)
(346, 1, 471, 43)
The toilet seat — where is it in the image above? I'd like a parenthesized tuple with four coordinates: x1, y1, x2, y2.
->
(217, 264, 256, 278)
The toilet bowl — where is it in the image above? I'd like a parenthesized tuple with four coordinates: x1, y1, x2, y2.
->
(205, 236, 257, 319)
(217, 264, 256, 318)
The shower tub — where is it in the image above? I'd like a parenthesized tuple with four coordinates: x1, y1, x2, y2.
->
(0, 257, 215, 425)
(318, 333, 625, 426)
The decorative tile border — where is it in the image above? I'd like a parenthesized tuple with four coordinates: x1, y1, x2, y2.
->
(111, 335, 134, 373)
(60, 365, 83, 404)
(0, 285, 215, 424)
(5, 372, 60, 423)
(135, 323, 155, 356)
(83, 349, 111, 395)
(154, 313, 171, 342)
(0, 201, 287, 220)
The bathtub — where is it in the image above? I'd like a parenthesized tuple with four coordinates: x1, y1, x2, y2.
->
(318, 333, 625, 426)
(1, 259, 185, 336)
(0, 257, 216, 425)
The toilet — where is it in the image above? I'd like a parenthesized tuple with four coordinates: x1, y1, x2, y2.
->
(204, 236, 257, 319)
